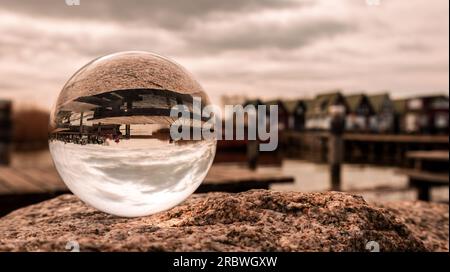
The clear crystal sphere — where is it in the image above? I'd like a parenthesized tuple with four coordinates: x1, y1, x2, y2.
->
(49, 51, 216, 217)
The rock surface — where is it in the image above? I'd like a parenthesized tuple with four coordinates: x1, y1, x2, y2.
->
(0, 190, 447, 252)
(377, 201, 449, 252)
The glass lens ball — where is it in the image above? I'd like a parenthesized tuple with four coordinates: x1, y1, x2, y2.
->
(49, 51, 216, 217)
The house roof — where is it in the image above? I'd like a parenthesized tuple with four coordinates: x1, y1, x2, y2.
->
(306, 91, 343, 117)
(316, 92, 342, 107)
(393, 99, 407, 114)
(264, 99, 287, 112)
(408, 94, 449, 100)
(345, 94, 365, 112)
(282, 99, 312, 114)
(264, 99, 282, 106)
(243, 99, 263, 106)
(283, 100, 298, 114)
(368, 93, 390, 113)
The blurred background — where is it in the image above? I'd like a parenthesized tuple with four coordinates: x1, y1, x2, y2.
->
(0, 0, 448, 215)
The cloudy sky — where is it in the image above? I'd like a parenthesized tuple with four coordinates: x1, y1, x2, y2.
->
(0, 0, 448, 109)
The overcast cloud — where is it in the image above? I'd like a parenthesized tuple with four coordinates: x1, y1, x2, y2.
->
(0, 0, 448, 109)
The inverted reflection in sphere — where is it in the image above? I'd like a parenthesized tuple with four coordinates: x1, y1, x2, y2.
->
(49, 51, 216, 217)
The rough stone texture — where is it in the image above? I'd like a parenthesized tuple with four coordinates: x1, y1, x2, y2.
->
(376, 201, 449, 252)
(0, 190, 446, 252)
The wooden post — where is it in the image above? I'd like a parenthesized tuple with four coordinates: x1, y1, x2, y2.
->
(382, 142, 389, 164)
(321, 137, 328, 163)
(368, 142, 375, 163)
(0, 100, 12, 165)
(411, 157, 430, 201)
(247, 140, 259, 170)
(329, 114, 345, 191)
(417, 185, 431, 201)
(79, 112, 84, 135)
(414, 158, 422, 170)
(125, 125, 131, 139)
(125, 101, 132, 139)
(395, 144, 403, 165)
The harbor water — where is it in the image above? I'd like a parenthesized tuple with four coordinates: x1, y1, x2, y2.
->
(10, 151, 449, 203)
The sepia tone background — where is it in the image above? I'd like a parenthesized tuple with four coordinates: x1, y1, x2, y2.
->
(0, 0, 448, 214)
(0, 0, 448, 252)
(0, 0, 448, 109)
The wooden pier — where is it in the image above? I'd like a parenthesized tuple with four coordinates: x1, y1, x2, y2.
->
(196, 164, 293, 193)
(397, 150, 449, 201)
(0, 164, 294, 216)
(282, 131, 449, 165)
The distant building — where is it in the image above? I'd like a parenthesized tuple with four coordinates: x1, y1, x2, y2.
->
(243, 99, 264, 108)
(0, 100, 12, 139)
(0, 100, 12, 165)
(222, 95, 247, 108)
(264, 99, 289, 131)
(404, 95, 449, 134)
(283, 99, 311, 131)
(305, 92, 347, 130)
(344, 94, 374, 132)
(239, 98, 265, 130)
(368, 93, 396, 133)
(393, 98, 407, 133)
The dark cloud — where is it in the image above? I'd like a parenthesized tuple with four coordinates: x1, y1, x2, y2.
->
(185, 19, 356, 52)
(397, 42, 431, 52)
(0, 0, 308, 29)
(0, 0, 448, 109)
(0, 0, 345, 57)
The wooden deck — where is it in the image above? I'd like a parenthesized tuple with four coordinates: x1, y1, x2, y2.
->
(406, 150, 449, 162)
(0, 164, 293, 196)
(398, 150, 449, 201)
(396, 169, 449, 185)
(0, 167, 66, 195)
(197, 165, 293, 193)
(284, 131, 450, 144)
(343, 133, 449, 144)
(0, 164, 293, 215)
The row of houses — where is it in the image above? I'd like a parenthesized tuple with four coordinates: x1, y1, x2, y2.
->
(244, 92, 449, 134)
